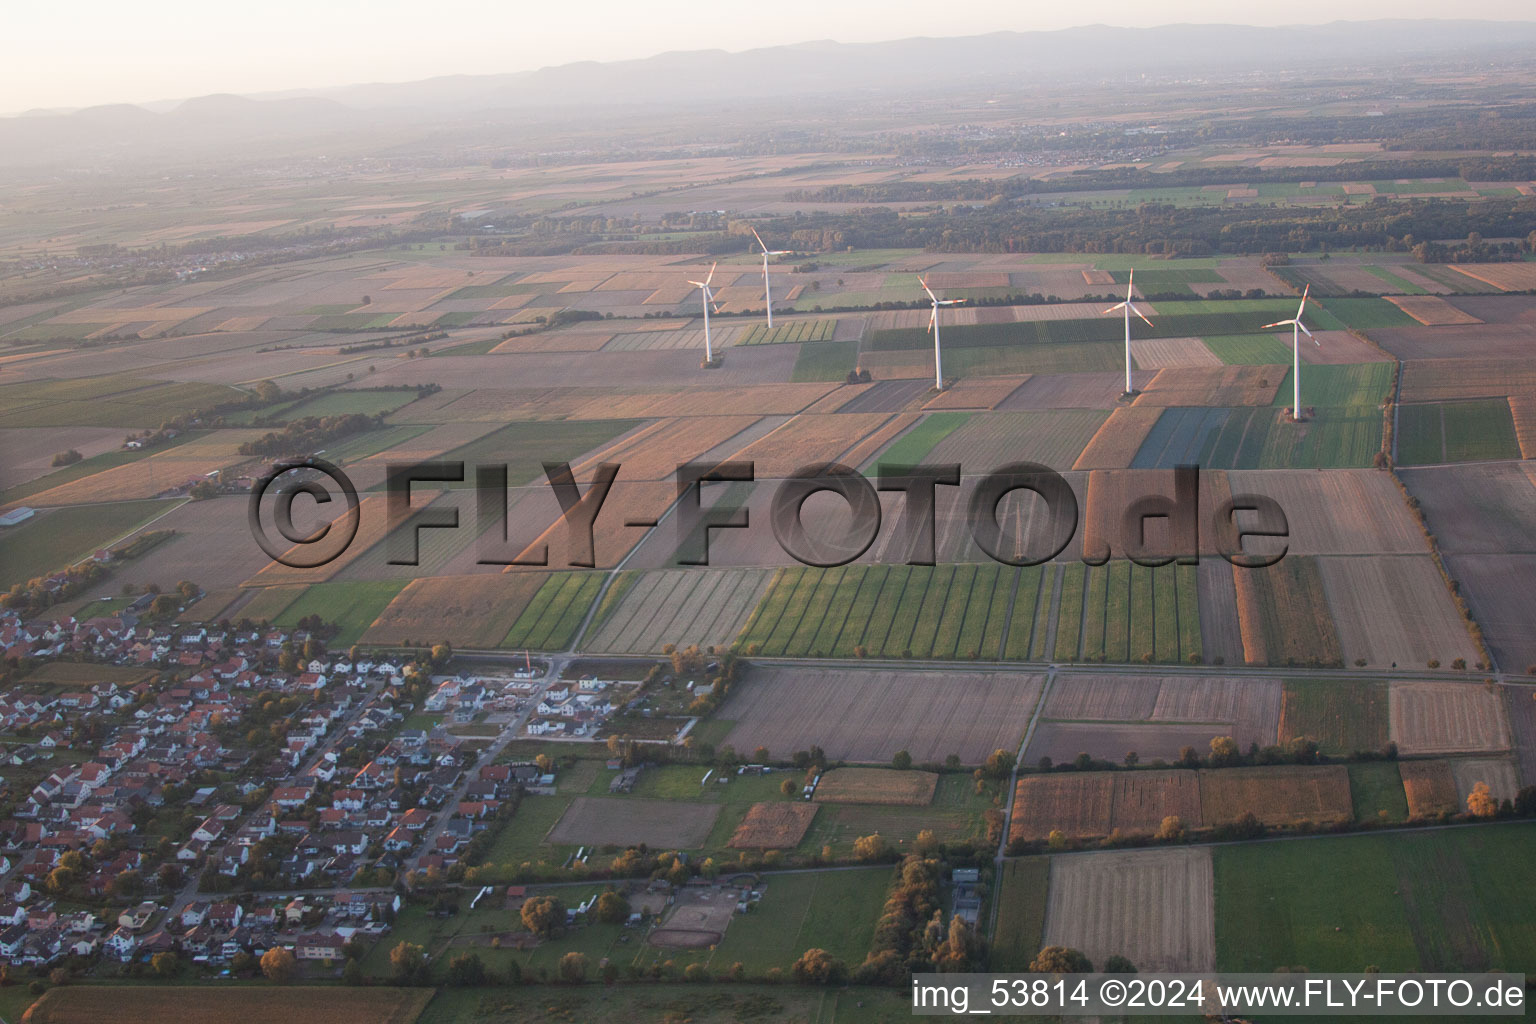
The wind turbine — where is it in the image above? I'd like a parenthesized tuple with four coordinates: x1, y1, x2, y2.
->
(1262, 284, 1320, 421)
(1102, 268, 1154, 397)
(920, 276, 963, 391)
(751, 228, 792, 328)
(687, 262, 721, 365)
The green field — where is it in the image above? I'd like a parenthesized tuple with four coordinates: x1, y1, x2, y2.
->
(1397, 400, 1522, 466)
(321, 423, 434, 463)
(942, 341, 1121, 375)
(1133, 404, 1383, 469)
(1279, 679, 1389, 755)
(737, 563, 1024, 659)
(1348, 761, 1409, 824)
(790, 341, 858, 382)
(739, 318, 838, 344)
(274, 388, 418, 420)
(1364, 265, 1429, 295)
(862, 412, 970, 472)
(1214, 824, 1536, 972)
(1269, 363, 1394, 409)
(0, 499, 171, 589)
(271, 578, 408, 646)
(1315, 296, 1419, 329)
(992, 856, 1050, 971)
(1200, 333, 1298, 365)
(234, 584, 306, 624)
(0, 377, 244, 427)
(429, 419, 643, 488)
(1055, 560, 1201, 664)
(500, 571, 604, 650)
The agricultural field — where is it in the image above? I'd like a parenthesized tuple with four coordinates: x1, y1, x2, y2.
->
(1388, 681, 1511, 755)
(728, 802, 819, 848)
(1042, 847, 1216, 972)
(715, 666, 1041, 764)
(1215, 824, 1536, 972)
(1277, 678, 1390, 755)
(1319, 556, 1479, 668)
(499, 571, 604, 650)
(548, 796, 720, 848)
(736, 564, 1022, 660)
(20, 987, 434, 1024)
(1198, 764, 1353, 826)
(270, 578, 406, 646)
(1231, 556, 1344, 667)
(1131, 404, 1384, 469)
(813, 767, 938, 805)
(1033, 673, 1282, 760)
(992, 857, 1051, 971)
(584, 568, 771, 654)
(1397, 399, 1522, 465)
(1051, 560, 1202, 664)
(362, 572, 549, 648)
(0, 499, 171, 589)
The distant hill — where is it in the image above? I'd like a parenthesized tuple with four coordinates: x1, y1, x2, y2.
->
(4, 20, 1536, 166)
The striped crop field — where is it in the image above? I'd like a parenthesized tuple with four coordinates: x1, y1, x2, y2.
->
(1053, 560, 1202, 664)
(499, 571, 604, 650)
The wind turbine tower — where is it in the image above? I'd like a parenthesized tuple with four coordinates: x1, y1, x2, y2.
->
(687, 262, 721, 366)
(919, 276, 963, 391)
(1102, 268, 1154, 397)
(1262, 285, 1320, 420)
(751, 228, 792, 328)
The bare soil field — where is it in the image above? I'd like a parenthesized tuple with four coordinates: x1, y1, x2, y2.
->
(1199, 765, 1353, 825)
(0, 427, 134, 491)
(648, 897, 737, 948)
(78, 495, 268, 592)
(1400, 760, 1459, 818)
(245, 491, 438, 587)
(1042, 675, 1160, 720)
(1400, 358, 1536, 402)
(1443, 554, 1536, 673)
(999, 372, 1156, 411)
(717, 667, 1042, 765)
(1319, 556, 1479, 668)
(1026, 721, 1238, 766)
(1503, 685, 1536, 785)
(1079, 468, 1233, 561)
(1449, 756, 1520, 806)
(1072, 407, 1165, 470)
(1134, 365, 1284, 407)
(567, 383, 840, 419)
(1447, 263, 1536, 291)
(814, 767, 938, 805)
(1111, 769, 1205, 833)
(728, 802, 820, 849)
(1400, 464, 1536, 555)
(1131, 337, 1223, 369)
(1009, 773, 1115, 841)
(728, 413, 892, 477)
(1510, 394, 1536, 458)
(1388, 681, 1510, 755)
(20, 986, 433, 1024)
(923, 375, 1031, 410)
(1225, 469, 1424, 555)
(585, 568, 771, 654)
(1370, 323, 1536, 361)
(832, 379, 932, 413)
(1042, 847, 1216, 972)
(1041, 674, 1281, 750)
(1197, 559, 1246, 666)
(1384, 295, 1484, 325)
(574, 415, 761, 481)
(362, 572, 548, 648)
(549, 796, 720, 848)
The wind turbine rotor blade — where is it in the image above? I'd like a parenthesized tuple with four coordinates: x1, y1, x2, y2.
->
(1297, 321, 1314, 338)
(705, 262, 716, 286)
(1132, 305, 1154, 328)
(926, 309, 936, 333)
(1103, 302, 1127, 315)
(1297, 284, 1309, 318)
(1261, 319, 1293, 330)
(919, 276, 938, 302)
(751, 227, 767, 252)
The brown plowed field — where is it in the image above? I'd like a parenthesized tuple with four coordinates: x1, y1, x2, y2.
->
(1449, 756, 1520, 806)
(728, 413, 892, 477)
(718, 667, 1042, 765)
(1072, 407, 1165, 470)
(1388, 681, 1510, 755)
(1042, 847, 1216, 972)
(1400, 760, 1459, 818)
(1398, 464, 1536, 555)
(1224, 470, 1423, 555)
(923, 375, 1031, 410)
(20, 986, 433, 1024)
(1232, 556, 1342, 667)
(1110, 770, 1204, 833)
(813, 767, 937, 805)
(1197, 559, 1246, 666)
(1009, 773, 1115, 840)
(1133, 365, 1284, 407)
(728, 802, 819, 848)
(1384, 295, 1484, 325)
(1026, 721, 1235, 766)
(1130, 337, 1222, 369)
(1503, 684, 1536, 785)
(549, 796, 720, 848)
(1198, 765, 1352, 825)
(1509, 395, 1536, 459)
(1444, 554, 1536, 673)
(999, 372, 1156, 410)
(1080, 468, 1232, 561)
(1400, 358, 1536, 402)
(1447, 263, 1536, 291)
(1319, 556, 1479, 669)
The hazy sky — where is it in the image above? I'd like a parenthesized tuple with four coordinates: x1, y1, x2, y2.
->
(8, 2, 1536, 112)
